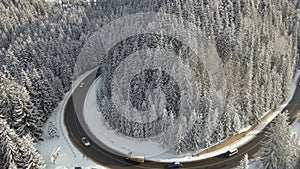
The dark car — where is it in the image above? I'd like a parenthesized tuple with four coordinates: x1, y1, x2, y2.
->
(168, 162, 183, 168)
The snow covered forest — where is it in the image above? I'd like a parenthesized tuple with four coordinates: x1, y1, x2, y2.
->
(94, 0, 300, 154)
(0, 0, 299, 168)
(260, 111, 300, 169)
(0, 0, 88, 168)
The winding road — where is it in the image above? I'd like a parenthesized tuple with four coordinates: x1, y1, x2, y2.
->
(64, 69, 300, 169)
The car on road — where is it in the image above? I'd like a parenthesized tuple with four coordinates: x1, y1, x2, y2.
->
(81, 137, 90, 147)
(79, 82, 84, 88)
(225, 148, 238, 157)
(168, 162, 183, 168)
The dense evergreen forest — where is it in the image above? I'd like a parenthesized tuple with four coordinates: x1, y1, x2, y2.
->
(0, 0, 299, 168)
(93, 0, 300, 153)
(0, 0, 89, 168)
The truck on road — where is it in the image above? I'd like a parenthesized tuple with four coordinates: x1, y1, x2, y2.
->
(126, 152, 145, 163)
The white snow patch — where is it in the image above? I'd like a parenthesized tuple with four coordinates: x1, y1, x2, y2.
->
(238, 125, 252, 134)
(292, 118, 300, 135)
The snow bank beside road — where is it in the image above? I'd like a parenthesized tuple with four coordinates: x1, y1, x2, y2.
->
(292, 118, 300, 135)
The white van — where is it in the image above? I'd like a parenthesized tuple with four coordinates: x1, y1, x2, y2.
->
(225, 148, 238, 157)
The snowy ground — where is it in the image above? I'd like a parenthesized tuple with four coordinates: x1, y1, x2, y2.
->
(37, 68, 106, 169)
(292, 119, 300, 134)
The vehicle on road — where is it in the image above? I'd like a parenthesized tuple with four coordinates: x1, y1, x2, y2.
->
(79, 82, 84, 88)
(225, 148, 238, 157)
(81, 137, 90, 147)
(126, 152, 145, 163)
(168, 162, 183, 168)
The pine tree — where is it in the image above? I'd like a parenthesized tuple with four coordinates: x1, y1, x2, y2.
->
(174, 122, 185, 154)
(260, 111, 298, 169)
(158, 109, 170, 148)
(0, 71, 40, 137)
(0, 116, 20, 169)
(21, 134, 46, 169)
(174, 117, 187, 154)
(290, 133, 300, 168)
(20, 69, 33, 92)
(28, 68, 57, 123)
(188, 112, 204, 150)
(0, 116, 46, 169)
(238, 154, 249, 169)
